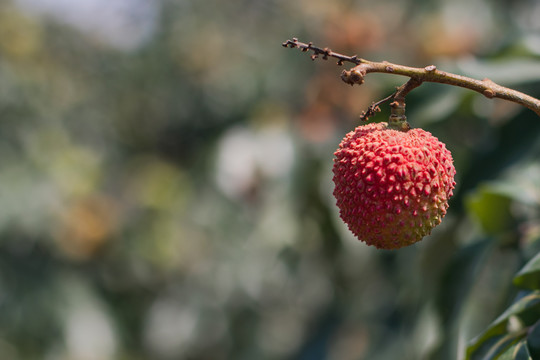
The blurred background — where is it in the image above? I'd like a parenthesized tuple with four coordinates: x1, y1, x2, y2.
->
(1, 0, 540, 359)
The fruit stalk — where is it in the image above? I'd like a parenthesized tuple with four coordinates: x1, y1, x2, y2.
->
(283, 38, 540, 117)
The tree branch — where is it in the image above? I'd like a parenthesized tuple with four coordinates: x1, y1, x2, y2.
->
(283, 38, 540, 117)
(282, 38, 362, 66)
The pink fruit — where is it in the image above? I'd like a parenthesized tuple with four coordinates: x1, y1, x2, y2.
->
(332, 122, 456, 249)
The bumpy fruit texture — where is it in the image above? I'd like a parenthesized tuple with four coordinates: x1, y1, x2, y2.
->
(332, 122, 456, 249)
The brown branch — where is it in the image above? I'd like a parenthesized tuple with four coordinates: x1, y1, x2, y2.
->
(359, 93, 394, 122)
(284, 38, 540, 117)
(282, 38, 362, 66)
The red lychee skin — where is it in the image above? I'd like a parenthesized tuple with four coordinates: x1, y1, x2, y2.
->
(332, 122, 456, 249)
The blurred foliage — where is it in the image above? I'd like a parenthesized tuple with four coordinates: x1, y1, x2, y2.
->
(0, 0, 540, 359)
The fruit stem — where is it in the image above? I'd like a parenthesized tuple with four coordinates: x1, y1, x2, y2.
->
(388, 101, 410, 131)
(283, 38, 540, 117)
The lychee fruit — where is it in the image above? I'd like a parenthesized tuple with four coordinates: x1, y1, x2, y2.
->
(332, 122, 456, 249)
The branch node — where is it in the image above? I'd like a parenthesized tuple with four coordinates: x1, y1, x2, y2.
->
(341, 68, 365, 86)
(285, 38, 299, 48)
(424, 65, 437, 72)
(483, 89, 496, 99)
(359, 106, 381, 122)
(322, 47, 331, 60)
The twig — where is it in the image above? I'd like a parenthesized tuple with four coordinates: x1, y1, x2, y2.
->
(282, 38, 362, 66)
(360, 92, 395, 122)
(284, 38, 540, 117)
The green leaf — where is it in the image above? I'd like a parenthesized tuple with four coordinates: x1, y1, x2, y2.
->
(497, 340, 531, 360)
(466, 186, 514, 235)
(458, 244, 522, 356)
(467, 325, 527, 360)
(514, 253, 540, 290)
(481, 182, 540, 207)
(526, 320, 540, 359)
(467, 292, 540, 360)
(476, 332, 527, 360)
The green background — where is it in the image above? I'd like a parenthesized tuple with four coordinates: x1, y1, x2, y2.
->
(1, 0, 540, 359)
